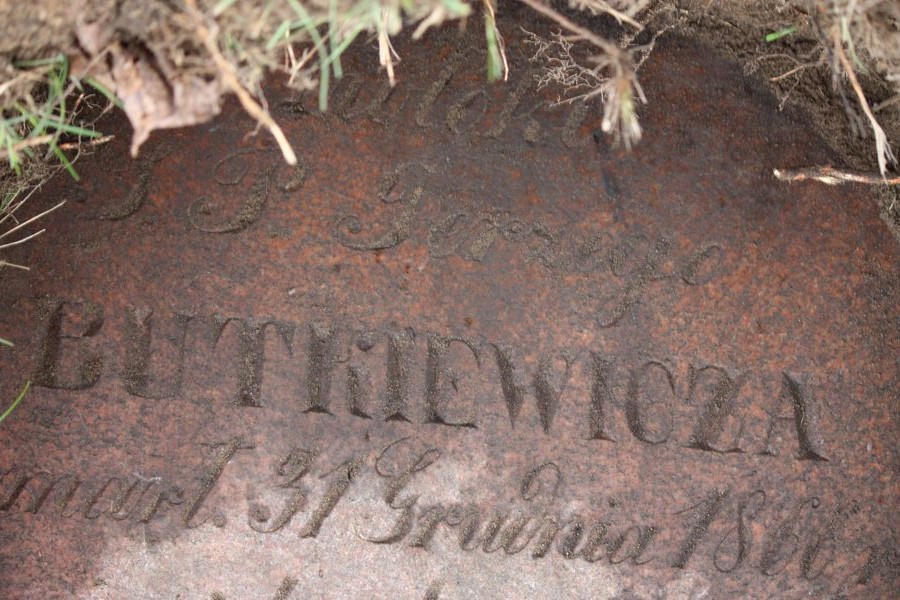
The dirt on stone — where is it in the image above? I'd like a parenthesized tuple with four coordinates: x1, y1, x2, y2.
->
(1, 1, 899, 239)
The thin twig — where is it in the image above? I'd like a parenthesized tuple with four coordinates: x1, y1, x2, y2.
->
(285, 44, 316, 88)
(185, 0, 297, 165)
(0, 182, 43, 228)
(58, 135, 115, 150)
(0, 197, 28, 228)
(0, 135, 55, 161)
(769, 61, 820, 82)
(774, 166, 900, 185)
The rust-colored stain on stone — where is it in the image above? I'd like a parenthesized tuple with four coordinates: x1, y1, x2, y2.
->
(0, 27, 898, 599)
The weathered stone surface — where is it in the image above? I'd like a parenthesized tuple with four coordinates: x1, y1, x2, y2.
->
(0, 26, 897, 599)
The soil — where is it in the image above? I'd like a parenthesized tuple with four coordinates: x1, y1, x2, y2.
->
(670, 0, 900, 239)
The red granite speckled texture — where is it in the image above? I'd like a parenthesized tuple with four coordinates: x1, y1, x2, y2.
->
(0, 24, 897, 600)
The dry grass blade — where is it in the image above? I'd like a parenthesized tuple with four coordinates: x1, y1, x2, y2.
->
(0, 186, 65, 270)
(184, 0, 298, 166)
(832, 26, 896, 179)
(0, 380, 30, 424)
(0, 135, 55, 161)
(0, 260, 29, 270)
(0, 200, 66, 247)
(568, 0, 648, 29)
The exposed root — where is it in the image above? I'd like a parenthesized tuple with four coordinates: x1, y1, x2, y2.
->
(774, 166, 900, 186)
(830, 21, 896, 178)
(521, 11, 652, 150)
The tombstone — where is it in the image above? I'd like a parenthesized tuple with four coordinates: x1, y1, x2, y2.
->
(0, 25, 897, 599)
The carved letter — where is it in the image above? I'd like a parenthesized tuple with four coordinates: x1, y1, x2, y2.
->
(423, 335, 479, 427)
(800, 501, 860, 580)
(491, 344, 574, 434)
(183, 437, 252, 528)
(686, 365, 747, 453)
(562, 101, 589, 149)
(305, 322, 336, 414)
(588, 353, 616, 441)
(124, 307, 193, 399)
(82, 477, 164, 521)
(333, 166, 423, 252)
(713, 490, 766, 573)
(607, 525, 659, 565)
(23, 472, 82, 516)
(486, 73, 533, 139)
(445, 89, 488, 135)
(188, 163, 273, 233)
(599, 237, 673, 328)
(761, 373, 828, 461)
(672, 489, 728, 569)
(346, 365, 373, 419)
(416, 53, 464, 127)
(299, 457, 363, 538)
(94, 144, 168, 220)
(383, 329, 416, 422)
(361, 439, 441, 544)
(680, 243, 725, 286)
(249, 448, 315, 533)
(33, 297, 104, 390)
(211, 317, 294, 407)
(625, 360, 676, 444)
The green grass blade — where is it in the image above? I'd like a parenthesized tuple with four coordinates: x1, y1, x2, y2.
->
(0, 381, 30, 424)
(840, 17, 870, 75)
(286, 0, 331, 111)
(765, 26, 797, 43)
(328, 0, 343, 79)
(85, 77, 124, 108)
(13, 54, 66, 69)
(51, 122, 101, 138)
(51, 144, 80, 180)
(324, 26, 362, 70)
(0, 337, 13, 348)
(484, 7, 503, 82)
(267, 19, 294, 50)
(442, 0, 472, 17)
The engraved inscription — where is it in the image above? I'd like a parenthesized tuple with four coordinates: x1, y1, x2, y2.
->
(332, 164, 428, 252)
(328, 162, 727, 328)
(28, 300, 833, 460)
(32, 297, 104, 390)
(4, 438, 892, 598)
